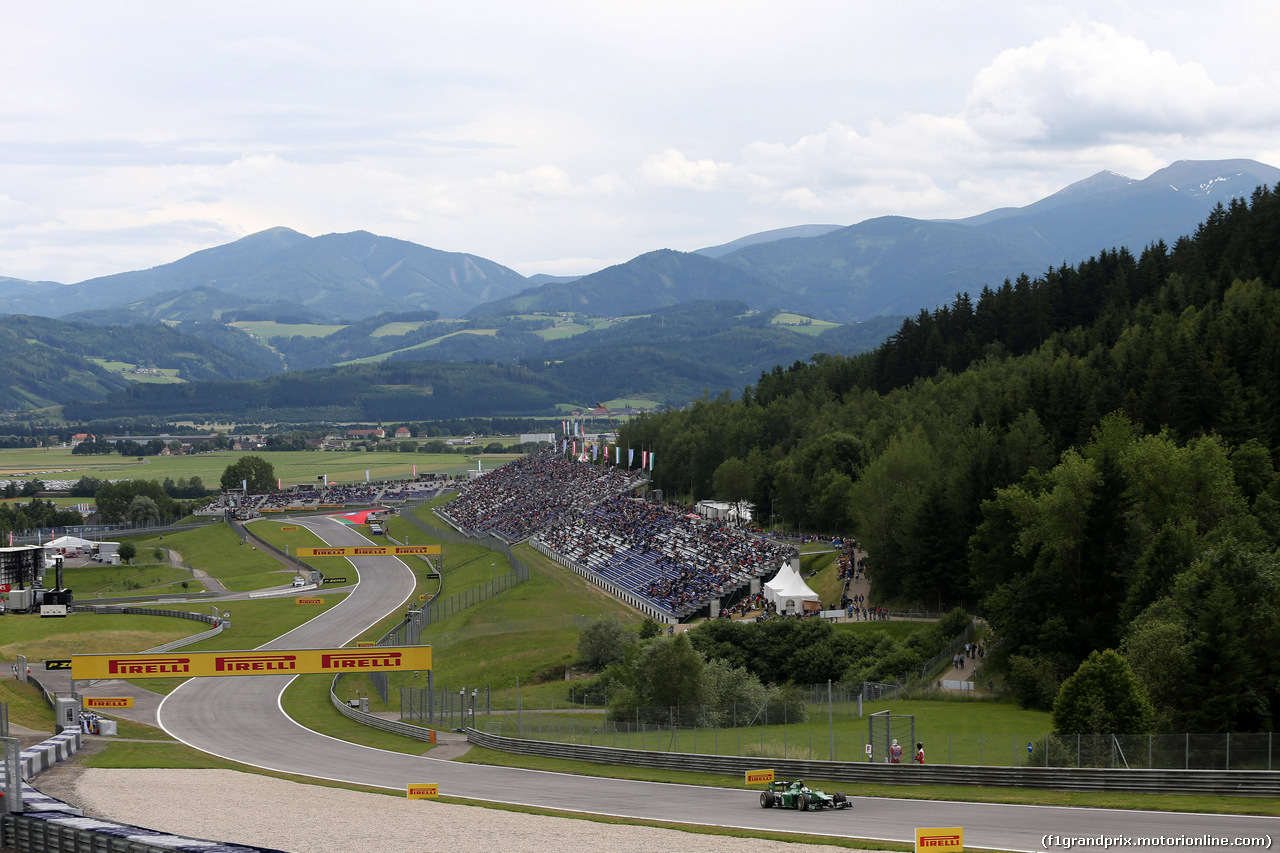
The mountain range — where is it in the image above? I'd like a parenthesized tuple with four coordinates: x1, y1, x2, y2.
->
(0, 228, 530, 322)
(0, 158, 1276, 417)
(1, 159, 1274, 327)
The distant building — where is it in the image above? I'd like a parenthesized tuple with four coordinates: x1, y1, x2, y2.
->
(102, 433, 220, 446)
(520, 433, 555, 445)
(347, 428, 385, 439)
(394, 427, 411, 439)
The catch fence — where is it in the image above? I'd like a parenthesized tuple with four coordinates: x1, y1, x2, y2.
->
(445, 680, 1280, 770)
(365, 503, 531, 701)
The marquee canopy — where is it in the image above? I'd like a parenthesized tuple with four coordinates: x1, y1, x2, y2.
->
(762, 562, 821, 615)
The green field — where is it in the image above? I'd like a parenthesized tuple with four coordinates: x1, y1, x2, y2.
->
(0, 447, 478, 487)
(62, 562, 192, 597)
(0, 611, 200, 662)
(531, 316, 626, 341)
(770, 313, 840, 337)
(228, 321, 347, 339)
(340, 328, 498, 365)
(86, 358, 186, 384)
(2, 496, 97, 508)
(469, 694, 1051, 766)
(129, 522, 302, 592)
(370, 320, 432, 337)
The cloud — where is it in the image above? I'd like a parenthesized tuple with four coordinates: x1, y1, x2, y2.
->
(964, 23, 1252, 144)
(479, 165, 628, 199)
(633, 21, 1280, 224)
(6, 6, 1280, 284)
(640, 149, 736, 191)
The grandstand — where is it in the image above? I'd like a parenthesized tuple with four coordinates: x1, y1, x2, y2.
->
(436, 449, 797, 620)
(436, 449, 648, 542)
(534, 496, 795, 620)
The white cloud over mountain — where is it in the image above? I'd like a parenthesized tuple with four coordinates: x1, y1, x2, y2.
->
(2, 2, 1279, 282)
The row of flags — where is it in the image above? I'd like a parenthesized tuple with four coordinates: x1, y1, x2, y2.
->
(560, 440, 656, 472)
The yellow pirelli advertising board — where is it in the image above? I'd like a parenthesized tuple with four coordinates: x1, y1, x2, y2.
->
(83, 696, 134, 709)
(295, 597, 325, 605)
(295, 545, 441, 558)
(71, 646, 432, 680)
(916, 828, 963, 853)
(407, 783, 439, 799)
(745, 769, 775, 784)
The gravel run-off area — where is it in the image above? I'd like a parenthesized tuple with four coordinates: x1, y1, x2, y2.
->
(33, 766, 863, 853)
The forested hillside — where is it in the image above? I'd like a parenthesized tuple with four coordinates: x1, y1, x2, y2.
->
(60, 303, 898, 419)
(620, 185, 1280, 733)
(64, 360, 571, 422)
(0, 315, 284, 410)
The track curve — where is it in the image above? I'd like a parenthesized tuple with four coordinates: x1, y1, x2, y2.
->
(159, 517, 1280, 852)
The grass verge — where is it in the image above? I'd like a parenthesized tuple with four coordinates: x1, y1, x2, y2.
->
(459, 746, 1280, 817)
(77, 740, 908, 850)
(0, 612, 198, 662)
(280, 673, 436, 755)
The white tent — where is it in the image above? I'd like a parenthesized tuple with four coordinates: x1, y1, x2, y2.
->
(45, 535, 96, 554)
(762, 562, 821, 615)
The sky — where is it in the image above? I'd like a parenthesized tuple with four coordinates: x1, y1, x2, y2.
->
(3, 0, 1280, 284)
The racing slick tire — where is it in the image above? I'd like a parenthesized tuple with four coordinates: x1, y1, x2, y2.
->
(834, 792, 849, 808)
(799, 793, 810, 811)
(761, 791, 775, 808)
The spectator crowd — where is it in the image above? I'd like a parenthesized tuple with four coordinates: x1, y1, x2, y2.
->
(439, 449, 648, 541)
(532, 494, 797, 618)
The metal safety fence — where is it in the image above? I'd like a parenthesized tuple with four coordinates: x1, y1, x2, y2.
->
(398, 615, 594, 728)
(363, 503, 530, 702)
(456, 681, 1280, 770)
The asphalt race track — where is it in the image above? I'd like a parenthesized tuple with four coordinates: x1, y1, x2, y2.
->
(159, 516, 1280, 852)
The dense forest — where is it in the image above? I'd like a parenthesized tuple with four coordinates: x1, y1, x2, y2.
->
(619, 185, 1280, 733)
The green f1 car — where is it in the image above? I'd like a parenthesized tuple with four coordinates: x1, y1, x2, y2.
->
(758, 779, 851, 811)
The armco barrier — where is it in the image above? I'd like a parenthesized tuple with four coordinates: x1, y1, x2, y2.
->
(142, 621, 226, 654)
(1, 811, 291, 853)
(465, 729, 1280, 797)
(76, 605, 219, 626)
(328, 679, 436, 743)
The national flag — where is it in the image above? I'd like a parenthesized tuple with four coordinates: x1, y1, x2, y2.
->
(649, 452, 656, 471)
(628, 449, 635, 467)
